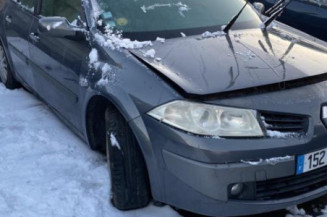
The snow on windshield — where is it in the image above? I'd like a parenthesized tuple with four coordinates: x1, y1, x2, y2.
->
(140, 2, 191, 17)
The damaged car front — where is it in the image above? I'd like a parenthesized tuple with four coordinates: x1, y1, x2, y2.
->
(84, 0, 327, 216)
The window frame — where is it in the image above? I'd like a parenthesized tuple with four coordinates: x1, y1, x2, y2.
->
(38, 0, 85, 23)
(11, 0, 39, 15)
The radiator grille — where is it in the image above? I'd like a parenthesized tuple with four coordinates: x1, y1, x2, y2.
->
(261, 112, 308, 135)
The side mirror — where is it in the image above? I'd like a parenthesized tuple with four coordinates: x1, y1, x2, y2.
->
(253, 2, 265, 14)
(38, 17, 84, 40)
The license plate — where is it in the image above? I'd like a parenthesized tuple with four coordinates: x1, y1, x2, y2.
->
(296, 148, 327, 175)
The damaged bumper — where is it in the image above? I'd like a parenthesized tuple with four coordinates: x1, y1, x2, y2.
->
(132, 82, 327, 217)
(138, 109, 327, 216)
(163, 149, 327, 216)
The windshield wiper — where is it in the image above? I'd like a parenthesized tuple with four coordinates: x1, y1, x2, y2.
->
(265, 0, 293, 16)
(262, 0, 292, 29)
(223, 1, 249, 33)
(265, 0, 286, 16)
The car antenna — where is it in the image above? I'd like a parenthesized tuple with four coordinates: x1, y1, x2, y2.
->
(223, 1, 249, 33)
(262, 0, 293, 29)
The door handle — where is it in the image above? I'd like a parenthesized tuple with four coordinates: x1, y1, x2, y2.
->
(29, 32, 40, 43)
(5, 15, 12, 23)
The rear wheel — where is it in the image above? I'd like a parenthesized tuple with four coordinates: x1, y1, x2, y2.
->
(105, 105, 151, 210)
(0, 44, 19, 89)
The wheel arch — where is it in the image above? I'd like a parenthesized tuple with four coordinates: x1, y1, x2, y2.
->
(83, 91, 164, 200)
(83, 87, 147, 151)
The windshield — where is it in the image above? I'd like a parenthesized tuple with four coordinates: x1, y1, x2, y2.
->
(93, 0, 262, 40)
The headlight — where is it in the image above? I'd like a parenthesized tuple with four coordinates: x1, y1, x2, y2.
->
(148, 100, 264, 137)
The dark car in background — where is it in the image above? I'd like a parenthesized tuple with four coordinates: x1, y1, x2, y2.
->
(251, 0, 327, 41)
(2, 0, 327, 216)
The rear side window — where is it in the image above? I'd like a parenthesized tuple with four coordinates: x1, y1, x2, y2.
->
(40, 0, 81, 22)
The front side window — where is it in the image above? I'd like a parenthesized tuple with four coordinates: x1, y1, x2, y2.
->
(40, 0, 81, 22)
(93, 0, 261, 40)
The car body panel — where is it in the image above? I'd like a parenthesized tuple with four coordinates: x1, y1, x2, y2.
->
(130, 27, 327, 96)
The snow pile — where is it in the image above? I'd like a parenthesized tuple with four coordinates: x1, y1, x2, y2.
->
(267, 130, 296, 138)
(110, 133, 122, 151)
(140, 2, 190, 16)
(265, 156, 292, 165)
(156, 37, 166, 43)
(175, 2, 191, 17)
(88, 48, 115, 86)
(241, 156, 292, 166)
(202, 30, 226, 39)
(285, 205, 327, 217)
(97, 63, 115, 86)
(144, 49, 156, 58)
(94, 31, 152, 50)
(286, 206, 311, 217)
(320, 206, 327, 216)
(0, 84, 180, 217)
(13, 0, 34, 12)
(89, 48, 99, 67)
(141, 3, 171, 13)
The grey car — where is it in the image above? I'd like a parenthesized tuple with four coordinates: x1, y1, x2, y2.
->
(1, 0, 327, 216)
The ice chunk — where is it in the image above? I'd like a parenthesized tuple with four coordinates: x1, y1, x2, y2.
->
(110, 133, 122, 151)
(144, 49, 156, 58)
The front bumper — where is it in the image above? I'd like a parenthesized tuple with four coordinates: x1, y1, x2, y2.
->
(163, 149, 327, 217)
(131, 83, 327, 217)
(136, 113, 327, 217)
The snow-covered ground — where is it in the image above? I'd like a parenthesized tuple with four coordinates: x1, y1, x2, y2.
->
(0, 84, 179, 217)
(0, 83, 327, 217)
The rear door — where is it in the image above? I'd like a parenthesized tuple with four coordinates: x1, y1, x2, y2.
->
(3, 0, 35, 87)
(28, 0, 91, 129)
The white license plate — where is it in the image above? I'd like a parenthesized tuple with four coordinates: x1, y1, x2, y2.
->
(296, 148, 327, 175)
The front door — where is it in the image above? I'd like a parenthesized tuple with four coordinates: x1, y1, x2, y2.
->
(28, 0, 91, 130)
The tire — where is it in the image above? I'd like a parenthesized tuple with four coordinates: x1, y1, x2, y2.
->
(105, 105, 150, 210)
(0, 43, 19, 89)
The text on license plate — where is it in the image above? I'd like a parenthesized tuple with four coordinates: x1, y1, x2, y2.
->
(296, 148, 327, 175)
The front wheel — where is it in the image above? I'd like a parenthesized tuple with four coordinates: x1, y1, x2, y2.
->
(0, 44, 19, 89)
(105, 105, 151, 210)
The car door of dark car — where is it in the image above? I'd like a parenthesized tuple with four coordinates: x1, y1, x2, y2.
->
(282, 0, 319, 36)
(304, 0, 327, 40)
(3, 0, 35, 88)
(258, 0, 326, 40)
(28, 0, 91, 130)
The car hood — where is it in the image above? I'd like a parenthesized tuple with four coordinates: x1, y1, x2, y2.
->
(130, 28, 327, 97)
